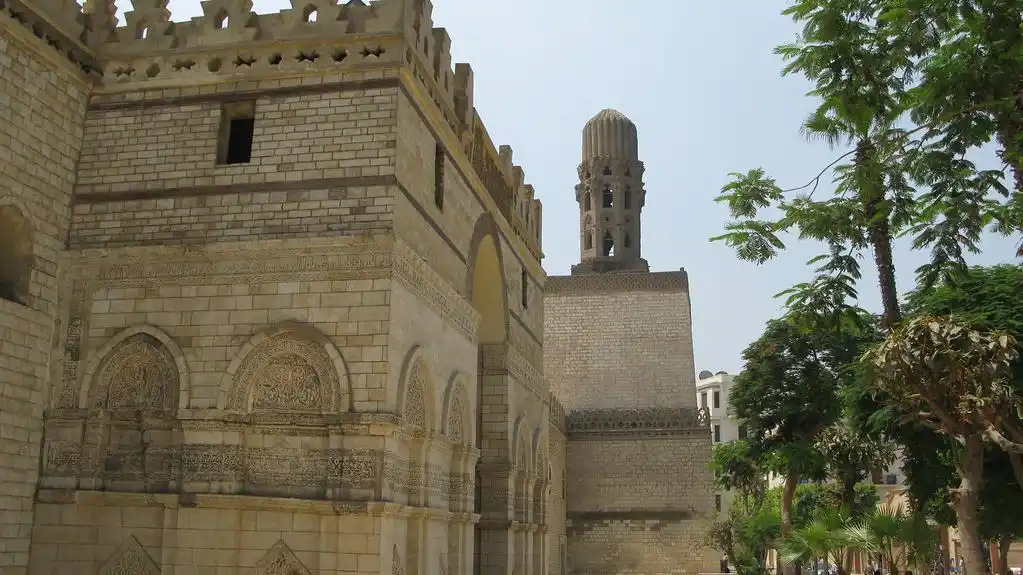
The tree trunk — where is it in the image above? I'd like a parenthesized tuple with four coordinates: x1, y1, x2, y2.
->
(780, 469, 800, 575)
(999, 534, 1011, 575)
(1009, 453, 1023, 491)
(951, 434, 988, 575)
(856, 139, 901, 329)
(839, 474, 857, 515)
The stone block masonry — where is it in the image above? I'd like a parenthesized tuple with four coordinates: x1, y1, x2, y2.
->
(75, 84, 399, 196)
(0, 11, 88, 573)
(544, 271, 698, 411)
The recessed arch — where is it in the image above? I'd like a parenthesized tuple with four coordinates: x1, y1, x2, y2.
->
(79, 324, 190, 410)
(0, 196, 34, 306)
(396, 345, 437, 435)
(465, 213, 509, 346)
(302, 4, 318, 22)
(512, 416, 532, 471)
(218, 321, 351, 413)
(442, 371, 472, 446)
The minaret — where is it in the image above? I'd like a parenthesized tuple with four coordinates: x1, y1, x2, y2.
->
(572, 108, 649, 275)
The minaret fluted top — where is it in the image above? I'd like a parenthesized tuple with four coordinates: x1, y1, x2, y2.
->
(582, 108, 639, 162)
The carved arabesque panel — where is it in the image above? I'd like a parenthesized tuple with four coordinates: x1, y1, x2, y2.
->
(447, 394, 464, 445)
(228, 334, 341, 413)
(403, 359, 429, 434)
(89, 334, 179, 411)
(100, 535, 160, 575)
(256, 540, 311, 575)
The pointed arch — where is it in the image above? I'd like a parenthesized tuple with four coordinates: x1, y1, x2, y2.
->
(512, 416, 532, 471)
(79, 324, 189, 410)
(442, 372, 471, 446)
(465, 213, 509, 345)
(256, 540, 311, 575)
(602, 231, 615, 257)
(99, 535, 159, 575)
(397, 345, 437, 435)
(218, 321, 350, 413)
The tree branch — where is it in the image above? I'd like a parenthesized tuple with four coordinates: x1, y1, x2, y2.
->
(984, 426, 1023, 454)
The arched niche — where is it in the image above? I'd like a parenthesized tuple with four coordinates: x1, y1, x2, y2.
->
(219, 321, 350, 413)
(79, 325, 188, 411)
(0, 198, 34, 306)
(442, 372, 471, 447)
(466, 214, 509, 347)
(397, 345, 437, 437)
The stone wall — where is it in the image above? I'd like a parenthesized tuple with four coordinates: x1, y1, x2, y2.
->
(566, 435, 713, 515)
(543, 271, 697, 410)
(29, 492, 394, 574)
(0, 12, 89, 572)
(566, 517, 714, 575)
(547, 423, 567, 575)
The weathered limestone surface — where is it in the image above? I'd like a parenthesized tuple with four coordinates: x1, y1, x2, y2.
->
(544, 108, 716, 575)
(0, 9, 89, 572)
(0, 0, 710, 573)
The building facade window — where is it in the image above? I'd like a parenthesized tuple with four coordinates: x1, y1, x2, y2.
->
(738, 424, 748, 440)
(700, 392, 708, 409)
(713, 424, 721, 443)
(713, 391, 720, 409)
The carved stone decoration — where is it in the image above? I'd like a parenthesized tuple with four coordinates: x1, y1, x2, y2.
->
(401, 358, 430, 435)
(447, 394, 464, 445)
(224, 326, 345, 413)
(99, 535, 160, 575)
(566, 406, 709, 439)
(256, 540, 311, 575)
(89, 334, 179, 411)
(392, 545, 404, 575)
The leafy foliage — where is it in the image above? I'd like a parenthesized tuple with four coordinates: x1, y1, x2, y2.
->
(864, 314, 1018, 438)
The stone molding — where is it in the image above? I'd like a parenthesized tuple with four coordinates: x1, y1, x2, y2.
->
(34, 488, 479, 523)
(544, 270, 690, 295)
(66, 237, 393, 287)
(565, 407, 709, 440)
(0, 0, 100, 78)
(392, 240, 480, 341)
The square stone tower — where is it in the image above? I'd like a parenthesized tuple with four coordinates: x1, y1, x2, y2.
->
(544, 109, 717, 574)
(0, 1, 557, 574)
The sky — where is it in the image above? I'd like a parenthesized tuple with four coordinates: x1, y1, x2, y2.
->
(113, 0, 1020, 375)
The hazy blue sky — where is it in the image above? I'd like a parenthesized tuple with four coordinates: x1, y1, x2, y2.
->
(114, 0, 1019, 374)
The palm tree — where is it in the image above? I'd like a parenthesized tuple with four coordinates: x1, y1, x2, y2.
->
(780, 510, 865, 575)
(846, 504, 937, 575)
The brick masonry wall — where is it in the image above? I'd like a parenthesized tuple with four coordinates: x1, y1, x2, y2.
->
(567, 518, 716, 575)
(543, 275, 697, 410)
(566, 436, 714, 515)
(56, 238, 392, 412)
(70, 184, 394, 248)
(547, 426, 567, 575)
(28, 494, 386, 575)
(76, 83, 398, 195)
(70, 82, 399, 247)
(0, 15, 88, 573)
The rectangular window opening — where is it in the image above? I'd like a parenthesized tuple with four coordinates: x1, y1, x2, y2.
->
(218, 101, 257, 165)
(713, 424, 721, 443)
(434, 142, 445, 210)
(738, 424, 748, 440)
(713, 390, 721, 409)
(700, 392, 708, 408)
(520, 270, 528, 309)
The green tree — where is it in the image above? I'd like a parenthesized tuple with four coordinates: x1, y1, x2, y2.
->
(712, 440, 769, 515)
(815, 418, 897, 514)
(884, 0, 1023, 257)
(708, 441, 780, 575)
(730, 313, 871, 547)
(864, 314, 1019, 575)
